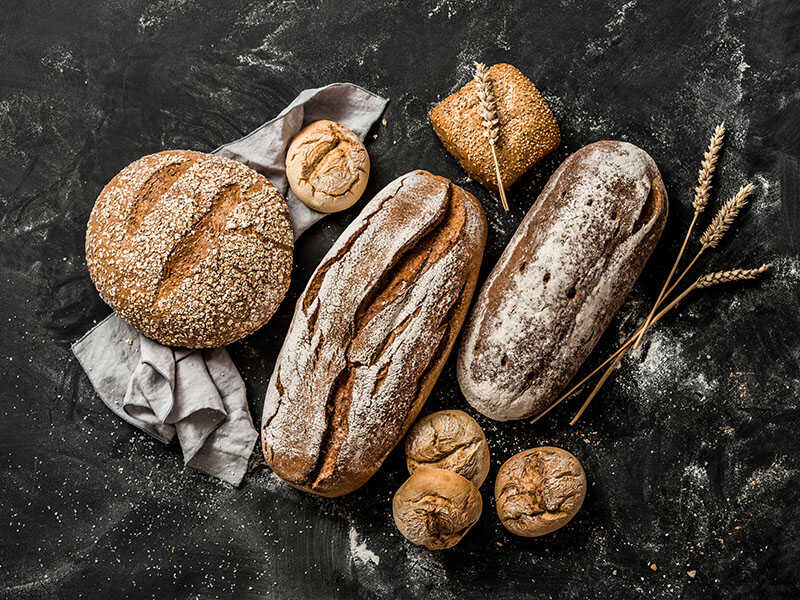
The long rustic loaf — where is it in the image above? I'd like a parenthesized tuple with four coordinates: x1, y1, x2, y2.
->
(458, 141, 667, 421)
(86, 150, 293, 348)
(262, 170, 487, 497)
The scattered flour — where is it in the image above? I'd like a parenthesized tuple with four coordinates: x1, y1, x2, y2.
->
(349, 527, 380, 566)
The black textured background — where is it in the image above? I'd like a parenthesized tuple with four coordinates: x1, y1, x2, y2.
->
(2, 1, 799, 598)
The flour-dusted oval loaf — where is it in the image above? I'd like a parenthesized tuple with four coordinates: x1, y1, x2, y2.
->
(262, 170, 487, 497)
(458, 141, 667, 421)
(86, 150, 293, 348)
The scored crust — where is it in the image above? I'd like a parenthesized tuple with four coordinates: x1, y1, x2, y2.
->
(430, 63, 560, 191)
(393, 469, 483, 550)
(405, 409, 490, 488)
(495, 447, 587, 537)
(261, 170, 487, 497)
(86, 150, 293, 348)
(285, 120, 370, 213)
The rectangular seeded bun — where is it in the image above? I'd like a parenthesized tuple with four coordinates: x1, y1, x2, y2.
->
(430, 63, 560, 191)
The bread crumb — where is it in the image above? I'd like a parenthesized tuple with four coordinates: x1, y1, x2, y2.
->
(688, 570, 696, 578)
(612, 569, 617, 575)
(650, 563, 658, 571)
(125, 339, 133, 345)
(381, 118, 387, 126)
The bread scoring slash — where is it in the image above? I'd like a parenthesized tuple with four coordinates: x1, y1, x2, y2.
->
(262, 170, 487, 497)
(458, 141, 668, 421)
(86, 150, 293, 348)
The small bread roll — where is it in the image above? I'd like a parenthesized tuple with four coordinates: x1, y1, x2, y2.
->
(405, 410, 490, 487)
(495, 447, 587, 537)
(393, 469, 482, 550)
(285, 120, 370, 213)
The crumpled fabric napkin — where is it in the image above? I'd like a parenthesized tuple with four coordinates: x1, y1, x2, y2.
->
(73, 83, 389, 486)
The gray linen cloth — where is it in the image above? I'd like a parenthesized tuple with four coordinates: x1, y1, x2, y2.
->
(73, 83, 389, 486)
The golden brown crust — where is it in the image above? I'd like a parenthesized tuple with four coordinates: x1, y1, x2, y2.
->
(86, 150, 293, 348)
(430, 63, 560, 191)
(405, 410, 490, 487)
(285, 120, 370, 213)
(261, 170, 487, 497)
(393, 469, 483, 550)
(495, 447, 586, 538)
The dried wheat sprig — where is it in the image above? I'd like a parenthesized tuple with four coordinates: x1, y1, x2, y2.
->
(567, 263, 772, 425)
(693, 122, 726, 211)
(632, 123, 726, 350)
(696, 263, 772, 288)
(699, 183, 756, 248)
(473, 62, 509, 211)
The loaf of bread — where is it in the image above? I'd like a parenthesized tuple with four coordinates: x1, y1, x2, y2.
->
(405, 409, 490, 487)
(261, 170, 487, 497)
(86, 150, 293, 348)
(458, 141, 667, 421)
(393, 469, 483, 550)
(495, 447, 587, 537)
(430, 63, 560, 192)
(285, 120, 370, 213)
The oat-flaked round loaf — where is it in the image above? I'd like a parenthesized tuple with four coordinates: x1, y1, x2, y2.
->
(393, 469, 483, 550)
(405, 409, 490, 487)
(495, 447, 587, 537)
(86, 150, 294, 348)
(285, 120, 370, 213)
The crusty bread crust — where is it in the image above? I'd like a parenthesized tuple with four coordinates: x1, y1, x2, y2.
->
(458, 141, 668, 421)
(430, 63, 560, 191)
(285, 120, 370, 213)
(261, 170, 487, 497)
(86, 150, 293, 348)
(495, 447, 587, 537)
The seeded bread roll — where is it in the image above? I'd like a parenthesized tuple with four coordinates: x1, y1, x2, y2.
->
(405, 410, 490, 487)
(430, 63, 560, 191)
(393, 469, 483, 550)
(285, 120, 370, 213)
(495, 447, 587, 537)
(262, 170, 487, 497)
(458, 141, 667, 420)
(86, 150, 293, 348)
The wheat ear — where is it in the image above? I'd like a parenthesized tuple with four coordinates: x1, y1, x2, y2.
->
(699, 183, 755, 248)
(696, 264, 772, 287)
(648, 183, 757, 304)
(567, 263, 772, 425)
(474, 62, 509, 211)
(632, 123, 726, 350)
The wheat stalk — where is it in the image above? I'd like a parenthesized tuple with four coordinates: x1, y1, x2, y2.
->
(699, 183, 756, 248)
(473, 62, 509, 211)
(696, 264, 772, 288)
(632, 123, 726, 350)
(693, 122, 726, 211)
(566, 263, 772, 425)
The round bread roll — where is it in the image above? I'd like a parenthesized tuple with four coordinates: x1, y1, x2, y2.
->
(495, 447, 587, 537)
(393, 469, 482, 550)
(86, 150, 294, 348)
(285, 120, 370, 213)
(405, 410, 490, 487)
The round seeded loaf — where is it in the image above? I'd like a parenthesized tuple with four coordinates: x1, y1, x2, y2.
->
(86, 150, 294, 348)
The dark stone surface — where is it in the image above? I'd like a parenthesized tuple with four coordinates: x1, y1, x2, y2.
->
(2, 1, 799, 598)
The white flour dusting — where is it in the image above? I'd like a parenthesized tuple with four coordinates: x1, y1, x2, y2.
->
(349, 527, 380, 566)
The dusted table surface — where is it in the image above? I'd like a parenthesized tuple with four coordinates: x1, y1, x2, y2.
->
(2, 1, 799, 598)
